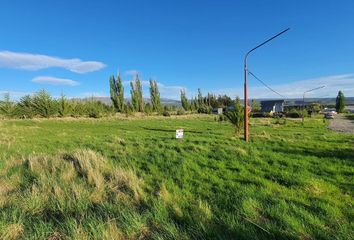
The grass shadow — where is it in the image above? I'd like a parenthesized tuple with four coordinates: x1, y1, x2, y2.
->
(345, 114, 354, 123)
(274, 146, 354, 164)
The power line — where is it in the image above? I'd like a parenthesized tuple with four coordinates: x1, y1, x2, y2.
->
(248, 70, 286, 99)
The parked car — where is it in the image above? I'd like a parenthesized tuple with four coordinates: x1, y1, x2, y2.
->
(324, 113, 335, 119)
(323, 108, 337, 115)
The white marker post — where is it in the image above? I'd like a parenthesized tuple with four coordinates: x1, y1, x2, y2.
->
(176, 129, 184, 139)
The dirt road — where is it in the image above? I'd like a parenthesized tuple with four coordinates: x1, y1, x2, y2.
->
(328, 114, 354, 134)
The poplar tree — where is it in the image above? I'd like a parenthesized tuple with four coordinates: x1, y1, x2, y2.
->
(149, 79, 161, 112)
(116, 72, 124, 112)
(130, 81, 138, 112)
(109, 72, 124, 112)
(180, 89, 190, 111)
(197, 88, 204, 107)
(130, 75, 144, 112)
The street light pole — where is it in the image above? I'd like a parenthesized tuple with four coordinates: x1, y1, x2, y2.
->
(302, 85, 326, 123)
(244, 28, 290, 142)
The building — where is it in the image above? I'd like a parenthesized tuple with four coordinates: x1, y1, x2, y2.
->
(260, 100, 285, 113)
(212, 108, 223, 115)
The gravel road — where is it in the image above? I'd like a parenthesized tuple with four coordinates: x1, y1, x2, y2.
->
(328, 114, 354, 134)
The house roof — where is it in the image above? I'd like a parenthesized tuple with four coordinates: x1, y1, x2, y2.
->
(260, 100, 285, 112)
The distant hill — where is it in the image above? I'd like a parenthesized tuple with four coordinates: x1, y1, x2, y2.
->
(254, 97, 354, 106)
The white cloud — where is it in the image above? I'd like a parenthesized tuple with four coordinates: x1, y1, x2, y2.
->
(213, 74, 354, 99)
(32, 76, 79, 86)
(124, 70, 139, 76)
(0, 50, 106, 73)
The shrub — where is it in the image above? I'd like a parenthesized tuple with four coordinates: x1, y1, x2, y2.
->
(163, 110, 170, 117)
(176, 108, 185, 115)
(86, 101, 108, 118)
(197, 106, 211, 114)
(31, 90, 58, 118)
(285, 109, 302, 118)
(70, 101, 87, 118)
(14, 95, 35, 119)
(224, 97, 244, 135)
(144, 103, 152, 115)
(218, 114, 227, 122)
(0, 93, 15, 118)
(251, 112, 271, 118)
(57, 94, 72, 117)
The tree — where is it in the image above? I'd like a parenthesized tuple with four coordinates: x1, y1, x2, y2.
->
(310, 103, 321, 114)
(109, 72, 124, 112)
(180, 89, 190, 111)
(149, 79, 161, 112)
(58, 93, 71, 117)
(217, 94, 233, 108)
(31, 90, 57, 118)
(16, 95, 35, 118)
(197, 88, 204, 107)
(130, 75, 144, 112)
(130, 81, 138, 112)
(224, 97, 244, 135)
(335, 91, 345, 113)
(0, 92, 15, 117)
(250, 99, 261, 112)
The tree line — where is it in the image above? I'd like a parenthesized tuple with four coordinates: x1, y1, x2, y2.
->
(109, 72, 248, 116)
(0, 91, 113, 119)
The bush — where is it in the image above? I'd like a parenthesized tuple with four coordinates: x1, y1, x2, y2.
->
(14, 95, 35, 119)
(0, 93, 15, 118)
(144, 103, 152, 115)
(70, 101, 87, 118)
(251, 112, 271, 118)
(197, 106, 212, 114)
(162, 110, 171, 117)
(218, 114, 227, 122)
(176, 108, 185, 115)
(1, 91, 113, 119)
(285, 109, 302, 118)
(31, 90, 58, 118)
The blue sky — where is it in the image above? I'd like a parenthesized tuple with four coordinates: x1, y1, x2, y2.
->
(1, 0, 354, 100)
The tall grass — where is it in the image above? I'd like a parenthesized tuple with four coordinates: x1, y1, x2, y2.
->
(0, 116, 353, 239)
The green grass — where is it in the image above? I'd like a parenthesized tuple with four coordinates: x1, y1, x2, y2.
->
(0, 116, 353, 239)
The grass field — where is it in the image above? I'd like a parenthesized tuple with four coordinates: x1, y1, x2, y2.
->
(0, 115, 353, 239)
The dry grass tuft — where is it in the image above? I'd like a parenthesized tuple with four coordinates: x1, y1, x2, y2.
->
(1, 223, 24, 240)
(198, 199, 212, 221)
(0, 149, 144, 238)
(157, 184, 171, 203)
(103, 221, 124, 240)
(73, 226, 89, 240)
(109, 168, 142, 202)
(234, 147, 247, 157)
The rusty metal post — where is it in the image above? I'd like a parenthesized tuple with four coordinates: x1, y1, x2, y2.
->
(243, 28, 290, 142)
(244, 59, 249, 142)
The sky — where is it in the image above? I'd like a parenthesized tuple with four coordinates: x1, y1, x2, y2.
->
(0, 0, 354, 100)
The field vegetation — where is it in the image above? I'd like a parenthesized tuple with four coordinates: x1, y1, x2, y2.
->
(0, 115, 353, 239)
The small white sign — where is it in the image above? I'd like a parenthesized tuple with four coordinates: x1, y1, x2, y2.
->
(176, 129, 184, 139)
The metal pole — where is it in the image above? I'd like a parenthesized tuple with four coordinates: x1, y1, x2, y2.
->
(302, 85, 326, 124)
(302, 92, 305, 123)
(244, 61, 249, 142)
(243, 28, 290, 142)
